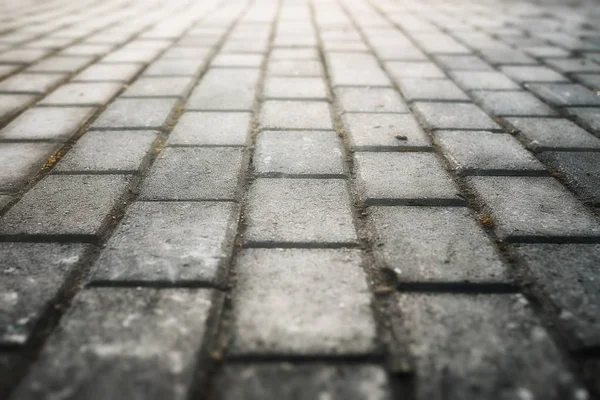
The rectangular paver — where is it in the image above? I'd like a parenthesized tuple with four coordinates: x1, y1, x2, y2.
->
(0, 142, 61, 191)
(92, 98, 178, 129)
(413, 102, 499, 130)
(0, 107, 95, 141)
(260, 100, 333, 130)
(168, 112, 251, 146)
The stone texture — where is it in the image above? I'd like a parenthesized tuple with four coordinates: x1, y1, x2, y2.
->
(506, 117, 600, 151)
(168, 112, 251, 146)
(123, 77, 194, 97)
(187, 68, 260, 110)
(342, 113, 430, 150)
(328, 53, 391, 86)
(0, 73, 67, 94)
(245, 179, 357, 245)
(40, 82, 122, 106)
(450, 71, 520, 90)
(434, 55, 493, 71)
(27, 56, 93, 73)
(467, 176, 600, 240)
(567, 107, 600, 132)
(0, 243, 90, 346)
(231, 249, 377, 354)
(254, 130, 345, 176)
(371, 207, 506, 283)
(73, 63, 143, 82)
(541, 151, 600, 204)
(260, 100, 333, 130)
(0, 142, 61, 191)
(54, 131, 158, 172)
(396, 293, 585, 400)
(92, 202, 238, 285)
(267, 60, 323, 76)
(264, 77, 328, 100)
(526, 83, 600, 107)
(500, 66, 567, 83)
(139, 147, 243, 201)
(354, 152, 462, 205)
(0, 94, 36, 122)
(472, 91, 557, 117)
(93, 98, 177, 129)
(397, 78, 469, 102)
(0, 175, 130, 237)
(0, 107, 95, 141)
(386, 61, 445, 78)
(335, 87, 407, 113)
(413, 102, 499, 130)
(10, 288, 216, 400)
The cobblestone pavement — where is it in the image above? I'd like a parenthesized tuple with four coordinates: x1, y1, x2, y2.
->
(1, 0, 600, 398)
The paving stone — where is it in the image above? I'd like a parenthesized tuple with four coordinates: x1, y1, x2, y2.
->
(73, 63, 144, 82)
(162, 47, 212, 59)
(386, 61, 445, 79)
(143, 60, 202, 76)
(526, 83, 600, 107)
(512, 243, 600, 349)
(435, 130, 545, 174)
(212, 53, 264, 67)
(254, 130, 345, 176)
(500, 66, 567, 83)
(270, 48, 319, 60)
(102, 49, 160, 64)
(264, 77, 328, 100)
(93, 98, 177, 129)
(0, 94, 37, 122)
(412, 102, 499, 130)
(0, 175, 130, 237)
(27, 56, 93, 73)
(0, 48, 49, 63)
(545, 57, 600, 73)
(244, 179, 356, 245)
(168, 112, 251, 146)
(335, 87, 408, 113)
(327, 53, 391, 86)
(0, 243, 90, 346)
(541, 152, 600, 204)
(0, 65, 19, 78)
(0, 195, 11, 210)
(214, 364, 391, 400)
(397, 78, 469, 101)
(92, 202, 238, 285)
(396, 293, 585, 400)
(354, 153, 461, 205)
(574, 73, 600, 89)
(10, 288, 216, 400)
(342, 113, 430, 150)
(506, 117, 600, 151)
(54, 130, 158, 173)
(40, 82, 122, 106)
(478, 47, 536, 65)
(567, 107, 600, 132)
(450, 71, 520, 90)
(467, 176, 600, 240)
(231, 249, 377, 354)
(523, 46, 571, 58)
(0, 142, 60, 191)
(0, 107, 95, 141)
(434, 55, 493, 71)
(139, 147, 243, 201)
(267, 60, 323, 76)
(0, 73, 67, 94)
(371, 207, 506, 283)
(187, 68, 260, 110)
(472, 90, 557, 117)
(122, 77, 194, 97)
(260, 100, 333, 130)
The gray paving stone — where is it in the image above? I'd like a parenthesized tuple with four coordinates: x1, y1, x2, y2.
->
(567, 107, 600, 132)
(467, 176, 600, 240)
(254, 130, 345, 176)
(397, 78, 469, 102)
(231, 249, 377, 354)
(354, 153, 461, 205)
(264, 77, 328, 100)
(386, 61, 445, 79)
(162, 47, 212, 60)
(271, 48, 319, 60)
(506, 117, 600, 151)
(244, 179, 356, 245)
(545, 57, 600, 73)
(0, 48, 49, 63)
(27, 56, 93, 73)
(122, 76, 194, 97)
(0, 94, 37, 122)
(143, 60, 202, 76)
(542, 152, 600, 204)
(267, 60, 323, 76)
(0, 195, 11, 210)
(73, 63, 144, 82)
(574, 73, 600, 90)
(500, 66, 567, 83)
(0, 107, 95, 141)
(212, 53, 264, 67)
(214, 364, 391, 400)
(0, 142, 60, 191)
(10, 288, 216, 400)
(450, 71, 520, 90)
(371, 207, 506, 283)
(396, 293, 585, 400)
(93, 98, 177, 129)
(0, 175, 130, 237)
(512, 243, 600, 349)
(412, 102, 499, 130)
(0, 65, 19, 78)
(54, 130, 158, 173)
(92, 202, 238, 285)
(335, 87, 407, 113)
(139, 147, 243, 201)
(187, 68, 259, 110)
(472, 90, 557, 117)
(526, 83, 600, 107)
(327, 53, 391, 86)
(0, 73, 67, 94)
(434, 55, 493, 71)
(260, 100, 333, 130)
(40, 82, 122, 106)
(0, 243, 90, 346)
(435, 130, 545, 174)
(168, 112, 251, 146)
(342, 113, 430, 150)
(478, 47, 536, 65)
(523, 46, 570, 58)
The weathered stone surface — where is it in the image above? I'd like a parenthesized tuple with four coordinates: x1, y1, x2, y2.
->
(328, 53, 391, 86)
(397, 78, 469, 101)
(123, 77, 194, 97)
(467, 176, 600, 240)
(254, 130, 345, 176)
(140, 147, 243, 201)
(92, 202, 238, 285)
(40, 82, 122, 106)
(212, 53, 264, 67)
(526, 83, 600, 107)
(0, 107, 95, 141)
(354, 152, 462, 205)
(450, 71, 520, 90)
(54, 131, 158, 172)
(541, 151, 600, 204)
(245, 179, 357, 245)
(168, 112, 251, 146)
(0, 243, 90, 346)
(264, 77, 328, 100)
(386, 61, 445, 78)
(506, 117, 600, 151)
(0, 175, 130, 237)
(413, 102, 499, 130)
(472, 91, 557, 117)
(396, 293, 586, 400)
(567, 107, 600, 132)
(10, 288, 216, 400)
(93, 98, 177, 129)
(371, 207, 507, 283)
(187, 68, 260, 110)
(342, 113, 429, 150)
(260, 100, 333, 130)
(214, 364, 391, 400)
(231, 249, 377, 354)
(0, 142, 61, 191)
(434, 55, 493, 71)
(0, 73, 67, 94)
(267, 60, 323, 76)
(336, 87, 407, 113)
(73, 63, 143, 82)
(500, 66, 567, 83)
(27, 56, 93, 73)
(0, 94, 36, 122)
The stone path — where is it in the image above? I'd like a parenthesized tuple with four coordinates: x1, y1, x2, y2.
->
(0, 0, 600, 398)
